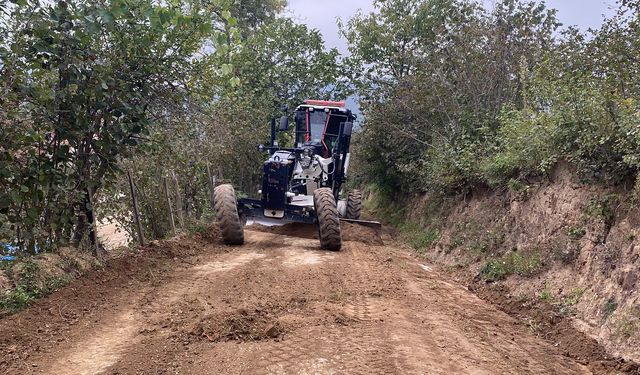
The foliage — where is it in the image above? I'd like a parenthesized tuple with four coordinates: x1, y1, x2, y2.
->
(1, 0, 344, 250)
(0, 0, 236, 252)
(567, 226, 586, 241)
(0, 260, 71, 314)
(349, 0, 640, 194)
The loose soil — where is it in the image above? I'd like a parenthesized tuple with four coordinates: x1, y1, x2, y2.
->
(0, 223, 637, 374)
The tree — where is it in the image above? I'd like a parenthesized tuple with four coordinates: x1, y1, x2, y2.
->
(345, 0, 560, 193)
(0, 0, 235, 252)
(98, 14, 348, 242)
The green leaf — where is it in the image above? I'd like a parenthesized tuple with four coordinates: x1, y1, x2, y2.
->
(98, 9, 114, 25)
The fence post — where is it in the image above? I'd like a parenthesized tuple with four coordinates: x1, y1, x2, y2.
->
(86, 186, 100, 256)
(127, 169, 145, 246)
(172, 170, 184, 228)
(207, 162, 216, 210)
(163, 176, 176, 234)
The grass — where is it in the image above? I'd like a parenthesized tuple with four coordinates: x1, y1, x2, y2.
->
(480, 249, 543, 282)
(369, 189, 453, 254)
(400, 220, 440, 253)
(0, 259, 72, 315)
(539, 286, 553, 301)
(450, 220, 505, 256)
(615, 317, 638, 340)
(479, 260, 509, 281)
(507, 178, 529, 193)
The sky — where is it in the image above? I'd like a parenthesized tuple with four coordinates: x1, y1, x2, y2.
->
(286, 0, 618, 55)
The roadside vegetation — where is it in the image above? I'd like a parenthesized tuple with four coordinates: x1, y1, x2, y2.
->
(347, 0, 640, 196)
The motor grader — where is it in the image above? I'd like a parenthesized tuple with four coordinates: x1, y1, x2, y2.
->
(214, 100, 376, 251)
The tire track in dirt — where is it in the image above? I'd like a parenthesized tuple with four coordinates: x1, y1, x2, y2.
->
(39, 250, 268, 375)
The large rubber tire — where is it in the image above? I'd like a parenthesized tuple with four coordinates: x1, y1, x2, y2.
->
(314, 188, 342, 251)
(345, 189, 362, 220)
(213, 184, 244, 245)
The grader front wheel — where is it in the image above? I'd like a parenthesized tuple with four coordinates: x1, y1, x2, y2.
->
(213, 184, 244, 245)
(314, 188, 342, 251)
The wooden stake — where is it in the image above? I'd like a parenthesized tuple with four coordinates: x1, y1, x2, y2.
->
(86, 186, 100, 256)
(206, 162, 215, 210)
(127, 169, 145, 246)
(163, 176, 176, 234)
(172, 170, 184, 228)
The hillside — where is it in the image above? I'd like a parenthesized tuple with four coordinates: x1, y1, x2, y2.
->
(381, 163, 640, 363)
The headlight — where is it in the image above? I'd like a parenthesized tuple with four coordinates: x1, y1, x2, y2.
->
(303, 147, 313, 157)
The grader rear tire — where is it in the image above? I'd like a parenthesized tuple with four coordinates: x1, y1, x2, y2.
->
(213, 184, 244, 245)
(314, 188, 342, 251)
(345, 189, 362, 220)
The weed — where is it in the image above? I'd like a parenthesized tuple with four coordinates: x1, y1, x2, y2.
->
(0, 259, 71, 315)
(616, 318, 637, 339)
(508, 250, 542, 276)
(603, 297, 618, 318)
(479, 260, 508, 281)
(507, 179, 529, 193)
(585, 195, 616, 224)
(567, 226, 586, 240)
(187, 220, 210, 235)
(552, 287, 585, 316)
(564, 288, 585, 306)
(539, 286, 553, 301)
(479, 249, 543, 282)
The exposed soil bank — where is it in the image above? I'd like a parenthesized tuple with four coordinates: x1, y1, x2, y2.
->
(392, 162, 640, 366)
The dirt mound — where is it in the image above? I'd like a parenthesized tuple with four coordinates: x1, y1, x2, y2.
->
(471, 283, 640, 374)
(247, 222, 383, 245)
(190, 309, 286, 342)
(341, 222, 384, 245)
(197, 223, 222, 243)
(248, 223, 318, 239)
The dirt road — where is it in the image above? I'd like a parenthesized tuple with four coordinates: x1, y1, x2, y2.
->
(0, 224, 624, 374)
